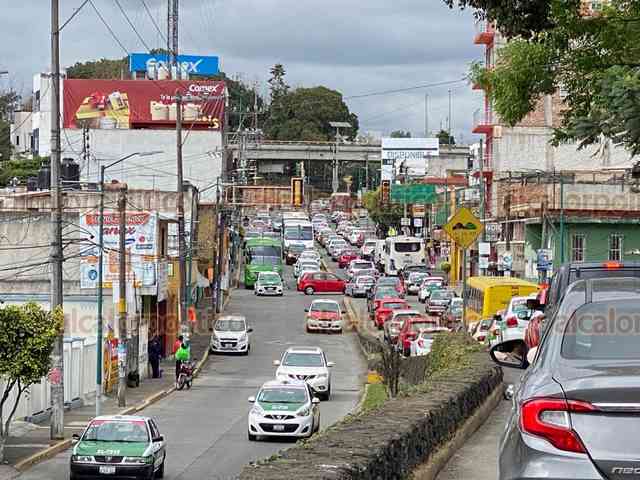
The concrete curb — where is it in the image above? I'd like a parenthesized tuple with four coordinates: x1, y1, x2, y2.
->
(355, 383, 370, 413)
(410, 382, 504, 480)
(14, 439, 73, 472)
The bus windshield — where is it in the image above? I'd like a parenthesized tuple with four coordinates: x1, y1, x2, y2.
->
(247, 245, 281, 258)
(394, 242, 421, 253)
(284, 225, 313, 241)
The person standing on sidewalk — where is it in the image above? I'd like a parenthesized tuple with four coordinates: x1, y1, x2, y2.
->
(148, 335, 162, 378)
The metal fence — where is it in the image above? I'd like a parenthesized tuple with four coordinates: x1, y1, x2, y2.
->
(0, 337, 96, 421)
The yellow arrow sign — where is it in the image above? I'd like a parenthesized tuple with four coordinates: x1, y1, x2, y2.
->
(443, 207, 483, 249)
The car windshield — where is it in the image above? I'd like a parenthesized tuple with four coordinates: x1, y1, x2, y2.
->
(353, 262, 373, 269)
(394, 242, 421, 253)
(342, 251, 358, 257)
(289, 244, 305, 253)
(258, 388, 307, 404)
(395, 314, 421, 324)
(284, 226, 313, 241)
(432, 290, 454, 300)
(561, 302, 640, 360)
(511, 299, 529, 312)
(283, 353, 324, 367)
(250, 256, 280, 266)
(383, 302, 405, 309)
(83, 420, 149, 443)
(409, 273, 429, 283)
(378, 278, 399, 286)
(365, 241, 377, 247)
(245, 231, 260, 238)
(259, 274, 281, 283)
(215, 320, 245, 332)
(310, 302, 340, 313)
(357, 276, 375, 285)
(375, 288, 397, 299)
(410, 321, 437, 333)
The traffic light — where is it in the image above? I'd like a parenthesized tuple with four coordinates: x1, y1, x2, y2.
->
(380, 180, 391, 207)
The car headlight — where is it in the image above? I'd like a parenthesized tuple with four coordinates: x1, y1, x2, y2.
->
(316, 373, 328, 379)
(123, 456, 153, 464)
(71, 455, 95, 463)
(250, 404, 265, 416)
(238, 333, 248, 343)
(296, 406, 311, 417)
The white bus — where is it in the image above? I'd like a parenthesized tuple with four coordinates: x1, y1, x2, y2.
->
(282, 219, 314, 250)
(382, 236, 425, 275)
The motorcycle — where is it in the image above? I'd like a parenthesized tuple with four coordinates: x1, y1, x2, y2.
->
(176, 361, 194, 390)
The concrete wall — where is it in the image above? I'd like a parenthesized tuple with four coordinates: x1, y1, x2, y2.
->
(493, 126, 633, 173)
(60, 128, 223, 200)
(10, 111, 33, 157)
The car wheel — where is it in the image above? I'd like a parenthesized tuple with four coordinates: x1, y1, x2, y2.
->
(323, 386, 331, 401)
(155, 456, 165, 478)
(403, 347, 410, 357)
(304, 286, 315, 295)
(248, 431, 257, 441)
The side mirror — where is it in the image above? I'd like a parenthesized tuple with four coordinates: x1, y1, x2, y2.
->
(248, 396, 256, 403)
(273, 360, 281, 366)
(312, 397, 321, 405)
(489, 339, 529, 370)
(72, 433, 80, 443)
(247, 327, 253, 333)
(342, 310, 347, 314)
(526, 346, 538, 366)
(304, 308, 309, 312)
(326, 361, 335, 368)
(153, 435, 164, 443)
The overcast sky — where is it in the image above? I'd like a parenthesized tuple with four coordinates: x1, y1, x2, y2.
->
(1, 0, 483, 143)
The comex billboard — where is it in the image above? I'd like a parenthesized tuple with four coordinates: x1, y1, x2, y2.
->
(63, 79, 224, 130)
(129, 53, 219, 77)
(381, 138, 439, 181)
(79, 211, 159, 290)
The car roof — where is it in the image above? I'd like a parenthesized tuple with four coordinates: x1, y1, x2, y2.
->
(311, 299, 339, 305)
(92, 415, 150, 422)
(285, 346, 323, 354)
(217, 315, 246, 322)
(261, 379, 309, 389)
(393, 309, 421, 316)
(381, 298, 406, 303)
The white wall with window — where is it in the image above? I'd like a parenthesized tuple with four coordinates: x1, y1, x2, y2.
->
(571, 234, 586, 262)
(609, 233, 623, 261)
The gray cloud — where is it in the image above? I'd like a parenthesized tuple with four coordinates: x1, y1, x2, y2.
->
(1, 0, 484, 141)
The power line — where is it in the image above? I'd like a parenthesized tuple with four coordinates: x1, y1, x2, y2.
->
(344, 78, 467, 100)
(140, 0, 167, 44)
(89, 0, 130, 55)
(113, 0, 153, 51)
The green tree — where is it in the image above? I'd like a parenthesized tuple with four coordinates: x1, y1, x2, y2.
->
(362, 188, 403, 232)
(390, 130, 412, 138)
(450, 0, 640, 155)
(0, 90, 20, 162)
(0, 156, 46, 187)
(436, 129, 456, 145)
(268, 63, 289, 102)
(265, 86, 359, 141)
(67, 57, 129, 79)
(0, 304, 63, 461)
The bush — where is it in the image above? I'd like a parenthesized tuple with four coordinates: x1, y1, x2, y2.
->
(425, 332, 483, 380)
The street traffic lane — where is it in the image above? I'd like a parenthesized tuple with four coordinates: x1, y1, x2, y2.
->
(18, 265, 365, 480)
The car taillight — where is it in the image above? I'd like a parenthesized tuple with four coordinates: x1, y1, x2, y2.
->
(603, 260, 622, 269)
(520, 398, 595, 454)
(476, 335, 485, 342)
(417, 339, 424, 348)
(506, 315, 518, 328)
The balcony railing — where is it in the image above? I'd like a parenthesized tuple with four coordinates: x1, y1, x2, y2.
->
(472, 107, 494, 135)
(474, 20, 495, 45)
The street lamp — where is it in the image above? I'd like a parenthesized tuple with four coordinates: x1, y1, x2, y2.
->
(95, 150, 162, 416)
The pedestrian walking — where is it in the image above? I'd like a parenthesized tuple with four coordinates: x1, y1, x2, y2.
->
(148, 335, 162, 379)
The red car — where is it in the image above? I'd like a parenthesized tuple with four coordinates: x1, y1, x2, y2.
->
(398, 316, 439, 356)
(374, 298, 409, 330)
(338, 250, 360, 269)
(297, 272, 346, 295)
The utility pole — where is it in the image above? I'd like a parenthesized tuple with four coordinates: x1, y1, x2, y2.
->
(559, 175, 565, 263)
(215, 178, 224, 313)
(425, 93, 429, 137)
(49, 0, 65, 441)
(479, 140, 485, 241)
(167, 0, 179, 78)
(448, 89, 452, 145)
(176, 92, 187, 333)
(117, 184, 128, 407)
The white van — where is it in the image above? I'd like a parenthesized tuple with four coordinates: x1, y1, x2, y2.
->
(382, 236, 425, 275)
(373, 240, 386, 271)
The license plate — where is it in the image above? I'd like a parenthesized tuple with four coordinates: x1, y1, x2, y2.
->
(223, 343, 233, 348)
(99, 466, 116, 474)
(273, 425, 285, 431)
(267, 287, 275, 291)
(321, 322, 329, 328)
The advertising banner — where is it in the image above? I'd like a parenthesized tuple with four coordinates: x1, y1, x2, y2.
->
(79, 211, 159, 289)
(63, 79, 224, 130)
(381, 138, 439, 178)
(129, 53, 219, 76)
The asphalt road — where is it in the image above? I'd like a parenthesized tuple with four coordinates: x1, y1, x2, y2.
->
(18, 263, 366, 480)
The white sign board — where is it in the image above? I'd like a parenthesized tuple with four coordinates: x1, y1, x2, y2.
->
(479, 256, 489, 269)
(478, 242, 491, 256)
(401, 217, 411, 226)
(381, 137, 439, 179)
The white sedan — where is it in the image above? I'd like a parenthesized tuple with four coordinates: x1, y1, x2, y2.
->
(409, 328, 449, 356)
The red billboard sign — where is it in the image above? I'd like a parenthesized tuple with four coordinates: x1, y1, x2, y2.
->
(63, 79, 224, 130)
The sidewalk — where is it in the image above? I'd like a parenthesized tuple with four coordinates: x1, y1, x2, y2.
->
(2, 311, 213, 474)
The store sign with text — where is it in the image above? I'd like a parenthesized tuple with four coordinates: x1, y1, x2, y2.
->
(129, 53, 219, 76)
(381, 138, 439, 179)
(79, 211, 159, 290)
(63, 79, 224, 130)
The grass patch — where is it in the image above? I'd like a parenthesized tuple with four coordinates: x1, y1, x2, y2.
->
(361, 383, 388, 412)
